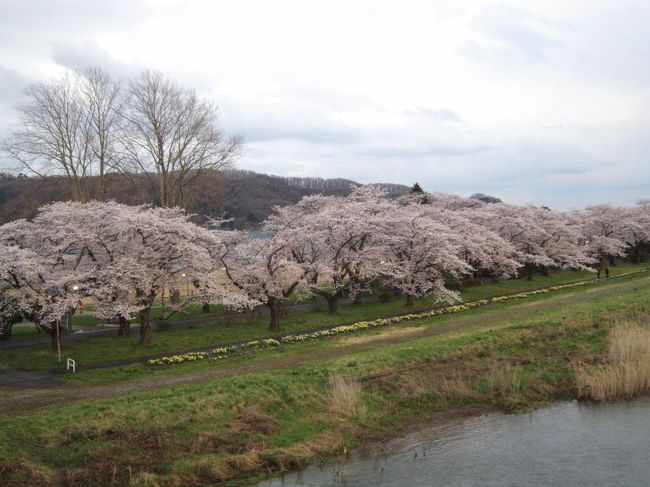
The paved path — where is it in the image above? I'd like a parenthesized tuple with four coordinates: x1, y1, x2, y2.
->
(2, 274, 648, 416)
(0, 363, 60, 389)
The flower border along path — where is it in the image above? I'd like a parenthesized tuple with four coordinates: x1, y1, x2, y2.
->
(148, 269, 647, 367)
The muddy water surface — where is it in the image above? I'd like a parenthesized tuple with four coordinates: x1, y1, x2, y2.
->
(254, 397, 650, 486)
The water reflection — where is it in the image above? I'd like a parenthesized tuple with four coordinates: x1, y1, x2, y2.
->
(254, 397, 650, 486)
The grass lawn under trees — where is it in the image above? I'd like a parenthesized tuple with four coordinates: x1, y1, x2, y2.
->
(3, 262, 647, 371)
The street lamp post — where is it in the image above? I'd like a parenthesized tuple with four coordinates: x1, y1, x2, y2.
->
(69, 284, 80, 333)
(181, 273, 190, 297)
(56, 319, 61, 362)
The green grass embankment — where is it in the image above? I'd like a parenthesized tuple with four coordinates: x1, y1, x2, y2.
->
(1, 273, 650, 486)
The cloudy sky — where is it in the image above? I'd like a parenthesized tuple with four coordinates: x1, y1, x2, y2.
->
(1, 0, 649, 208)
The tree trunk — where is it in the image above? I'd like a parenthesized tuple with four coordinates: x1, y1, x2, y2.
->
(267, 298, 282, 331)
(405, 294, 416, 306)
(138, 309, 152, 346)
(67, 309, 76, 333)
(0, 322, 12, 340)
(326, 294, 339, 314)
(526, 265, 534, 281)
(352, 294, 362, 305)
(99, 156, 106, 201)
(597, 255, 607, 279)
(246, 307, 259, 326)
(118, 316, 131, 336)
(170, 289, 180, 304)
(202, 302, 210, 313)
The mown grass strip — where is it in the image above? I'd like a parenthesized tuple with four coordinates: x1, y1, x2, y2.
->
(148, 269, 647, 368)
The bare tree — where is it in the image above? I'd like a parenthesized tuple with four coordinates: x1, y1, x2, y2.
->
(2, 68, 122, 201)
(3, 73, 94, 201)
(80, 67, 122, 200)
(3, 68, 238, 207)
(119, 71, 242, 208)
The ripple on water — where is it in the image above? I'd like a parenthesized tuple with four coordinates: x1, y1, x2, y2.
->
(253, 397, 650, 487)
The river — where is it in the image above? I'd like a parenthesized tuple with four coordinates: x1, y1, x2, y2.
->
(253, 397, 650, 486)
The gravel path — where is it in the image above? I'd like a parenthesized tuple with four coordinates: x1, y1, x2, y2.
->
(0, 363, 60, 389)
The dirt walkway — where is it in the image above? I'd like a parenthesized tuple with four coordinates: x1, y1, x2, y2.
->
(2, 275, 649, 416)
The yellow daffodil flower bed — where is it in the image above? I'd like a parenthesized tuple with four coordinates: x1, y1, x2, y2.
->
(147, 270, 645, 367)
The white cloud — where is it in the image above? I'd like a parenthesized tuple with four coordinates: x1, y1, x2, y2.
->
(0, 0, 649, 208)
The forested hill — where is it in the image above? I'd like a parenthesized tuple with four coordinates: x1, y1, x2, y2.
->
(222, 170, 410, 227)
(0, 170, 410, 228)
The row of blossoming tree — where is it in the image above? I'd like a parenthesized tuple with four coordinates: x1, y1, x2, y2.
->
(1, 188, 648, 347)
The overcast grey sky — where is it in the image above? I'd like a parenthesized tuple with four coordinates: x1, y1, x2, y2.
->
(1, 0, 649, 208)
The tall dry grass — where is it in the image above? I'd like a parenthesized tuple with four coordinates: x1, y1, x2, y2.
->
(577, 321, 650, 401)
(329, 374, 365, 419)
(608, 323, 650, 360)
(486, 364, 523, 399)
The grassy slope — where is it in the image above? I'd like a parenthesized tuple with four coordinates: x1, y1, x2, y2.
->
(4, 263, 646, 371)
(1, 273, 649, 486)
(56, 269, 648, 387)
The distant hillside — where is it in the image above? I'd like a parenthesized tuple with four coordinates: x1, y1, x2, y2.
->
(222, 170, 410, 227)
(0, 170, 410, 228)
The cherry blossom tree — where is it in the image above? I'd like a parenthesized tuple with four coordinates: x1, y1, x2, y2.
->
(265, 188, 391, 314)
(2, 188, 647, 349)
(622, 201, 650, 264)
(375, 205, 471, 305)
(212, 230, 312, 330)
(410, 195, 521, 283)
(479, 203, 592, 280)
(0, 244, 41, 342)
(569, 205, 629, 278)
(0, 201, 244, 347)
(69, 202, 236, 345)
(0, 223, 88, 348)
(381, 195, 519, 302)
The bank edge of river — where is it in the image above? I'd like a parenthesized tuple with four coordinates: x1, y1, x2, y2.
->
(233, 290, 650, 487)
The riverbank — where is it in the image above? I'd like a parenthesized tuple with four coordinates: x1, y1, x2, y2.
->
(1, 274, 650, 486)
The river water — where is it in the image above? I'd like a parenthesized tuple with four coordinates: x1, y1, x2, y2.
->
(254, 397, 650, 486)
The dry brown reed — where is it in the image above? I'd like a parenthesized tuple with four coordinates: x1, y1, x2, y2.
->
(329, 374, 365, 419)
(577, 320, 650, 401)
(486, 364, 523, 399)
